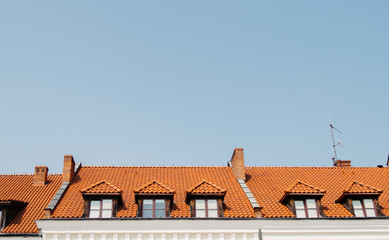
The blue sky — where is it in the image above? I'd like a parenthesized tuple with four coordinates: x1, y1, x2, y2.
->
(0, 1, 388, 174)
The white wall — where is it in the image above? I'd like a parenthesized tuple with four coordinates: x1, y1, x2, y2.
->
(37, 219, 389, 240)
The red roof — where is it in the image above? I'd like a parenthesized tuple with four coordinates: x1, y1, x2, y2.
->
(0, 174, 62, 233)
(245, 167, 389, 218)
(51, 166, 256, 218)
(49, 165, 389, 219)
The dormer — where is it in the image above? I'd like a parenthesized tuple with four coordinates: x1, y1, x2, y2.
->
(336, 181, 383, 217)
(80, 180, 122, 218)
(0, 200, 27, 230)
(280, 181, 326, 218)
(134, 180, 175, 218)
(186, 180, 226, 218)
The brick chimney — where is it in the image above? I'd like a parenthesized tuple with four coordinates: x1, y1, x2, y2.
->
(230, 148, 246, 181)
(32, 166, 48, 186)
(63, 155, 75, 183)
(334, 160, 351, 167)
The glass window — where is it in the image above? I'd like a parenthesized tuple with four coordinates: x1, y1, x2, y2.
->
(352, 199, 376, 217)
(195, 199, 219, 218)
(89, 199, 113, 218)
(294, 199, 318, 218)
(142, 199, 166, 218)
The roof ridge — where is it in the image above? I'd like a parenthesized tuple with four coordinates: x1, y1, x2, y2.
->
(81, 166, 228, 168)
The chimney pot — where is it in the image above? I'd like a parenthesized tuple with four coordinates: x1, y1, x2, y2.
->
(63, 155, 75, 183)
(230, 148, 246, 181)
(32, 166, 48, 186)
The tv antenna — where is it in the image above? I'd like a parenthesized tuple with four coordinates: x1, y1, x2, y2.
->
(330, 121, 343, 165)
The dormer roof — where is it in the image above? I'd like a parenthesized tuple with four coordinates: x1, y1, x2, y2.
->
(280, 181, 325, 202)
(134, 180, 175, 195)
(336, 181, 383, 202)
(186, 180, 226, 195)
(81, 180, 122, 195)
(343, 181, 382, 194)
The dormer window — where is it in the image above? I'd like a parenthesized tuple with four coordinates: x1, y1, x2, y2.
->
(134, 180, 175, 218)
(194, 199, 218, 218)
(0, 200, 27, 230)
(142, 199, 166, 218)
(89, 199, 113, 218)
(352, 199, 376, 217)
(336, 182, 382, 218)
(294, 199, 319, 218)
(186, 180, 226, 218)
(0, 208, 4, 230)
(80, 180, 122, 218)
(280, 181, 325, 218)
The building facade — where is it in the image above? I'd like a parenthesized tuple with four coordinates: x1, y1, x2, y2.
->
(2, 149, 389, 239)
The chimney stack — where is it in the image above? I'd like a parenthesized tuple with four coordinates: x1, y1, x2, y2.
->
(334, 160, 351, 167)
(32, 166, 48, 186)
(230, 148, 246, 181)
(63, 155, 75, 183)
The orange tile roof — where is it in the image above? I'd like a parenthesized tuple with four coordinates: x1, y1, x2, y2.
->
(134, 180, 175, 194)
(286, 181, 326, 194)
(343, 181, 382, 194)
(186, 180, 226, 194)
(245, 167, 389, 218)
(0, 174, 62, 233)
(81, 180, 122, 194)
(51, 167, 256, 218)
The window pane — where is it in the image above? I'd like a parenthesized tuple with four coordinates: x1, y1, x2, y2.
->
(155, 199, 165, 209)
(354, 209, 364, 217)
(102, 199, 112, 209)
(90, 200, 100, 210)
(296, 209, 306, 218)
(307, 209, 318, 218)
(294, 200, 304, 210)
(306, 199, 316, 208)
(364, 199, 374, 208)
(208, 200, 217, 209)
(208, 210, 218, 218)
(102, 209, 112, 218)
(196, 200, 205, 209)
(196, 210, 206, 217)
(143, 199, 153, 209)
(89, 209, 100, 218)
(352, 200, 362, 209)
(365, 208, 376, 217)
(155, 210, 165, 218)
(143, 209, 153, 218)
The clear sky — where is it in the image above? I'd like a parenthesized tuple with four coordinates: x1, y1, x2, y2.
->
(0, 1, 388, 174)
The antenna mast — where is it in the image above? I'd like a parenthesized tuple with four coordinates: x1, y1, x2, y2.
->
(330, 121, 342, 165)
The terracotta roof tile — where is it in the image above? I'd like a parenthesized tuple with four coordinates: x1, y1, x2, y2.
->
(81, 180, 122, 194)
(245, 167, 389, 218)
(134, 180, 174, 194)
(50, 165, 389, 219)
(186, 180, 226, 194)
(51, 167, 256, 218)
(343, 181, 382, 194)
(0, 174, 62, 233)
(286, 181, 326, 194)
